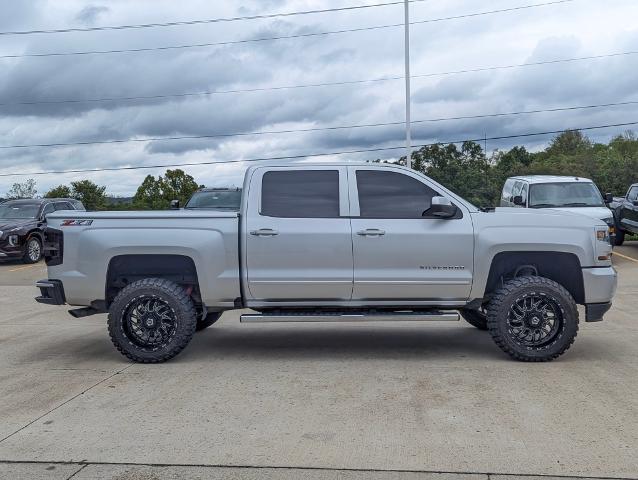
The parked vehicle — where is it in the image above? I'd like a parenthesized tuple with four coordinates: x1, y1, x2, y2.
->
(610, 183, 638, 246)
(500, 176, 616, 241)
(0, 198, 85, 264)
(35, 164, 616, 363)
(184, 187, 242, 211)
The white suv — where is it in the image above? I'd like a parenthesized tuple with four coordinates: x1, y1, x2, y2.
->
(501, 175, 616, 237)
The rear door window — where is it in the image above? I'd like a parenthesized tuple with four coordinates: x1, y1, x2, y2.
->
(261, 170, 340, 218)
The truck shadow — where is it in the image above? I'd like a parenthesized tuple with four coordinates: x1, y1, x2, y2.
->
(186, 324, 505, 362)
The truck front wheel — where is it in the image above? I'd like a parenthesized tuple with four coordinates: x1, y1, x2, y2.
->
(486, 276, 579, 362)
(614, 229, 625, 246)
(108, 278, 197, 363)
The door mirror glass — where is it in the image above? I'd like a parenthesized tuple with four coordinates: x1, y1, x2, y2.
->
(513, 195, 524, 206)
(424, 196, 457, 218)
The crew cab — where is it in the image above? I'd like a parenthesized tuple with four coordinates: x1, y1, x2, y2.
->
(35, 164, 617, 363)
(611, 183, 638, 246)
(0, 198, 85, 264)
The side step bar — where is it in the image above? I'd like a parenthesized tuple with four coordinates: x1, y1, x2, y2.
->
(240, 311, 460, 323)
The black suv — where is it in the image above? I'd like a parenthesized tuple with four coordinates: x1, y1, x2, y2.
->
(612, 183, 638, 246)
(0, 198, 85, 264)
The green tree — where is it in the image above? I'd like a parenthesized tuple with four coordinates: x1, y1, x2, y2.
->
(70, 180, 107, 210)
(45, 185, 72, 198)
(6, 179, 37, 199)
(133, 169, 199, 210)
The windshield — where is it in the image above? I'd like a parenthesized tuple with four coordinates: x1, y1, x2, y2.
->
(185, 190, 242, 210)
(0, 204, 39, 219)
(529, 182, 604, 208)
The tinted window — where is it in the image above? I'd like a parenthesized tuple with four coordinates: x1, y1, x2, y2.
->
(0, 204, 39, 219)
(520, 184, 529, 204)
(529, 182, 604, 208)
(261, 170, 340, 218)
(41, 203, 55, 217)
(186, 190, 242, 210)
(54, 202, 73, 211)
(628, 187, 638, 202)
(356, 170, 439, 218)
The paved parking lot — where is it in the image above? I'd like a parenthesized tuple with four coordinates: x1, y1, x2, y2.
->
(1, 245, 637, 480)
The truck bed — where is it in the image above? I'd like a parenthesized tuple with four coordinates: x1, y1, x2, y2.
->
(44, 210, 241, 307)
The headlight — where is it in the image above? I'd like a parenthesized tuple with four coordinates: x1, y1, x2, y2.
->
(595, 227, 612, 261)
(596, 228, 609, 242)
(0, 230, 3, 238)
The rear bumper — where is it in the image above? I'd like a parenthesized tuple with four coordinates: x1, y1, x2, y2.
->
(35, 279, 66, 305)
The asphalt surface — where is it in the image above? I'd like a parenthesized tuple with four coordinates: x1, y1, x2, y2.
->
(0, 245, 637, 480)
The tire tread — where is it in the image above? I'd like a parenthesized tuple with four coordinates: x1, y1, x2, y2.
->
(107, 278, 197, 363)
(487, 276, 579, 362)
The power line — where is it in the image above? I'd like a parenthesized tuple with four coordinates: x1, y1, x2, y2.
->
(3, 49, 634, 108)
(2, 100, 637, 150)
(0, 120, 635, 178)
(0, 1, 574, 60)
(0, 1, 429, 36)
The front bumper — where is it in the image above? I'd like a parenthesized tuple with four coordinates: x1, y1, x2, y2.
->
(35, 279, 66, 305)
(585, 302, 612, 322)
(582, 267, 617, 304)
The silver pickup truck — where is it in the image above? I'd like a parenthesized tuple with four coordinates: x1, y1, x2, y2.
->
(35, 163, 617, 363)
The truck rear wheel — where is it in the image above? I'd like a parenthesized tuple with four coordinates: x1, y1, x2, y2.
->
(196, 312, 222, 331)
(486, 276, 578, 362)
(108, 278, 197, 363)
(460, 307, 488, 330)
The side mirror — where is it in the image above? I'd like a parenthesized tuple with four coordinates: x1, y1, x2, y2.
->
(424, 196, 457, 219)
(605, 193, 613, 204)
(170, 200, 180, 210)
(633, 200, 638, 207)
(513, 195, 525, 206)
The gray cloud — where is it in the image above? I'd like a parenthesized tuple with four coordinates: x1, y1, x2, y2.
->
(75, 5, 110, 25)
(0, 0, 637, 196)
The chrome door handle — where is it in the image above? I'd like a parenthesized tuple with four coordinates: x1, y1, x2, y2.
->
(250, 228, 279, 237)
(357, 229, 386, 237)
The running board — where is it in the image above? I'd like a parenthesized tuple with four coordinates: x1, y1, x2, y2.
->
(240, 311, 460, 323)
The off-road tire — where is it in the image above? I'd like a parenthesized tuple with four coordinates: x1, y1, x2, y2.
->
(487, 276, 579, 362)
(108, 278, 197, 363)
(614, 229, 625, 246)
(460, 308, 488, 330)
(23, 236, 42, 264)
(196, 312, 222, 331)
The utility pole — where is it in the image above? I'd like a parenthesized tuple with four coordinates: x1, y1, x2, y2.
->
(404, 0, 412, 169)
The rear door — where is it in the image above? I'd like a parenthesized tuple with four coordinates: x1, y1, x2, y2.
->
(244, 167, 353, 301)
(349, 167, 474, 302)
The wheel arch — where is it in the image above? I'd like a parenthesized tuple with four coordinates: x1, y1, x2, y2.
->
(483, 251, 585, 304)
(105, 254, 201, 309)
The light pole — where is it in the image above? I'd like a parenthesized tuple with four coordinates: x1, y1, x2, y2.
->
(404, 0, 412, 169)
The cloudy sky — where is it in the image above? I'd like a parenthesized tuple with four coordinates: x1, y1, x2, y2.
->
(0, 0, 637, 197)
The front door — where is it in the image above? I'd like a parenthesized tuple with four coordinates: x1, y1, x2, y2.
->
(245, 167, 353, 302)
(349, 167, 474, 302)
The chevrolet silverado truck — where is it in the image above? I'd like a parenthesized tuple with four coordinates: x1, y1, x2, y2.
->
(610, 183, 638, 246)
(35, 164, 617, 363)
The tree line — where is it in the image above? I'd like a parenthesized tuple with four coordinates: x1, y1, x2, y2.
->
(3, 130, 638, 210)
